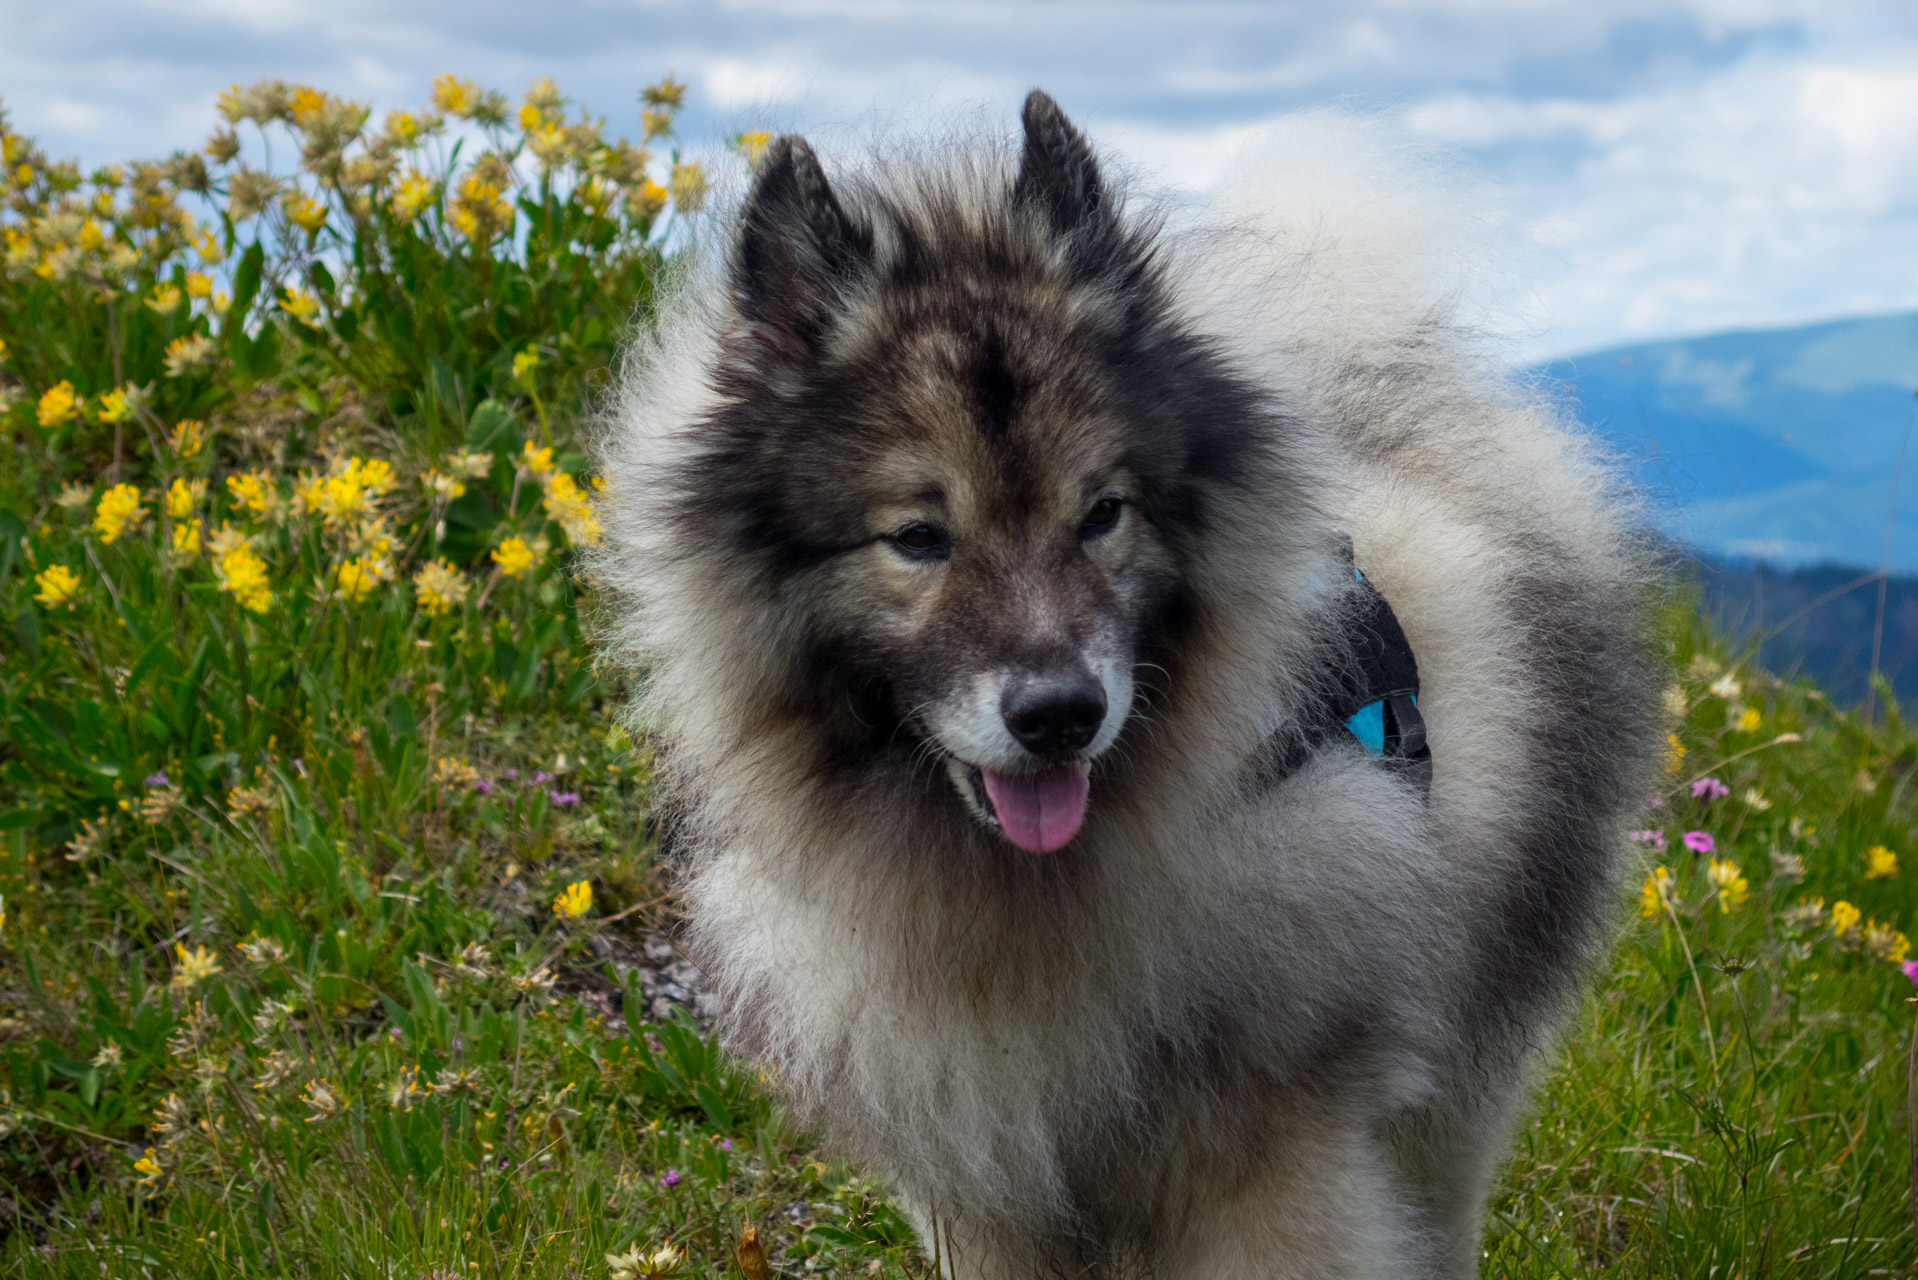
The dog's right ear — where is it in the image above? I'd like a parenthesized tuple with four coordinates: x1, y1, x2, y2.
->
(735, 136, 869, 360)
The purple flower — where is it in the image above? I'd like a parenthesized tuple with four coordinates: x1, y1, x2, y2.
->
(548, 790, 580, 807)
(145, 771, 170, 788)
(719, 1139, 733, 1152)
(659, 1168, 681, 1188)
(1903, 959, 1918, 988)
(532, 771, 555, 785)
(474, 778, 494, 795)
(504, 769, 519, 780)
(1628, 829, 1668, 850)
(1645, 794, 1665, 809)
(292, 758, 307, 778)
(1691, 777, 1730, 801)
(1682, 831, 1715, 854)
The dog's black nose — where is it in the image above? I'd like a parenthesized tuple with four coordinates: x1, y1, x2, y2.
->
(1002, 673, 1107, 755)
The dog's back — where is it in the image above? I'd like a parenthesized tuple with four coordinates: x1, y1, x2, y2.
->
(594, 95, 1659, 1280)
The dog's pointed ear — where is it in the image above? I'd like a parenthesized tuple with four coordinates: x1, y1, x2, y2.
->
(735, 135, 869, 358)
(1015, 90, 1103, 236)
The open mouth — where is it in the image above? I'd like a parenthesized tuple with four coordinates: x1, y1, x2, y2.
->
(953, 759, 1093, 854)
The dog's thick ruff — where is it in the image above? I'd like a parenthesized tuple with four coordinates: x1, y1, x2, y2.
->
(592, 91, 1659, 1279)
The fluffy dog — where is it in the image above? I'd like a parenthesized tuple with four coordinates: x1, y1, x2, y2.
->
(592, 91, 1658, 1279)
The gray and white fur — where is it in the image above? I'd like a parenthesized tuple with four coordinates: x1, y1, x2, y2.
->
(591, 92, 1660, 1279)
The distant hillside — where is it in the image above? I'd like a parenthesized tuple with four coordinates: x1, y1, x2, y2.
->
(1692, 558, 1918, 706)
(1542, 313, 1918, 571)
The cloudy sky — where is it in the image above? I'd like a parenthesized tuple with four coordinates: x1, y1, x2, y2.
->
(5, 0, 1917, 360)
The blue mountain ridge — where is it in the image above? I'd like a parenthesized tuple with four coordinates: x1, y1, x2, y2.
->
(1538, 312, 1918, 704)
(1538, 311, 1918, 571)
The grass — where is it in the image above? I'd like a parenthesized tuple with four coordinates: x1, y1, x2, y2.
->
(1, 72, 1917, 1280)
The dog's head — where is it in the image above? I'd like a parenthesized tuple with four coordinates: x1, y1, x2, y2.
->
(687, 92, 1274, 853)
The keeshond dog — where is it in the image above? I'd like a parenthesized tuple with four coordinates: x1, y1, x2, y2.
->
(592, 92, 1658, 1279)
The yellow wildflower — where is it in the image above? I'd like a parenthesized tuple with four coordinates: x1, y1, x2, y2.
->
(1737, 706, 1761, 733)
(1866, 845, 1899, 879)
(336, 555, 388, 603)
(227, 471, 276, 519)
(166, 477, 206, 519)
(1664, 733, 1685, 775)
(1864, 919, 1912, 963)
(164, 334, 215, 377)
(553, 880, 592, 920)
(641, 109, 674, 141)
(217, 543, 273, 613)
(195, 228, 224, 265)
(492, 535, 538, 578)
(33, 564, 82, 609)
(93, 483, 144, 544)
(518, 103, 544, 132)
(133, 1147, 163, 1189)
(392, 172, 435, 221)
(171, 518, 203, 561)
(450, 173, 513, 244)
(1830, 899, 1863, 938)
(309, 457, 395, 527)
(668, 159, 709, 212)
(627, 180, 668, 222)
(169, 419, 207, 458)
(414, 559, 470, 615)
(147, 283, 184, 314)
(283, 190, 328, 233)
(543, 471, 601, 546)
(513, 346, 540, 387)
(184, 271, 213, 299)
(1638, 866, 1673, 919)
(37, 381, 79, 428)
(96, 387, 132, 423)
(207, 522, 251, 557)
(76, 219, 104, 252)
(55, 484, 91, 514)
(288, 85, 328, 127)
(1705, 859, 1749, 913)
(281, 287, 320, 322)
(643, 77, 687, 109)
(172, 943, 223, 987)
(432, 74, 478, 118)
(520, 441, 555, 476)
(384, 110, 425, 145)
(736, 130, 773, 165)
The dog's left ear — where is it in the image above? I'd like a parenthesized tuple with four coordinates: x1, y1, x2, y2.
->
(1015, 90, 1104, 237)
(735, 135, 871, 359)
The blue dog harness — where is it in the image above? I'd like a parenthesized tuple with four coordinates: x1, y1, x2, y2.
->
(1339, 560, 1429, 770)
(1251, 542, 1431, 793)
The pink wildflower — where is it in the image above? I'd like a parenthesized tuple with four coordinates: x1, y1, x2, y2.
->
(1691, 777, 1730, 801)
(659, 1168, 681, 1187)
(1628, 829, 1668, 849)
(1904, 959, 1918, 988)
(1683, 831, 1715, 854)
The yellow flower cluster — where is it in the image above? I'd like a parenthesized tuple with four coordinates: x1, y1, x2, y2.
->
(492, 535, 539, 578)
(336, 555, 390, 603)
(93, 483, 144, 543)
(227, 471, 276, 519)
(451, 173, 513, 245)
(543, 471, 600, 545)
(1705, 859, 1749, 914)
(1638, 866, 1673, 919)
(552, 879, 593, 920)
(216, 542, 274, 614)
(1865, 844, 1899, 879)
(300, 456, 395, 527)
(34, 564, 82, 609)
(414, 559, 470, 615)
(38, 380, 79, 427)
(170, 419, 207, 458)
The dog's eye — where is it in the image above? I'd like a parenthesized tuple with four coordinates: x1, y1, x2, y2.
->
(889, 522, 949, 561)
(1079, 497, 1122, 538)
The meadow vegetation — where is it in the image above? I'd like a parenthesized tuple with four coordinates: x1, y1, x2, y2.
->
(0, 74, 1916, 1279)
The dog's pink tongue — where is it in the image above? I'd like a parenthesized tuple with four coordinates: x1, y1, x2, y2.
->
(981, 765, 1090, 853)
